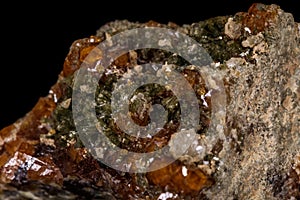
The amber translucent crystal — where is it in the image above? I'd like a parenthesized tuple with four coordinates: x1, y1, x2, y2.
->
(63, 36, 102, 77)
(0, 96, 59, 184)
(147, 158, 214, 195)
(1, 152, 63, 185)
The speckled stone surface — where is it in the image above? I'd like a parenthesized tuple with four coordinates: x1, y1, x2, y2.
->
(0, 3, 299, 200)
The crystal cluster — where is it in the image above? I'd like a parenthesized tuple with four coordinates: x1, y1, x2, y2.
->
(0, 3, 299, 200)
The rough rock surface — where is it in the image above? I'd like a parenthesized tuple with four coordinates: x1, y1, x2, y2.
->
(0, 3, 299, 200)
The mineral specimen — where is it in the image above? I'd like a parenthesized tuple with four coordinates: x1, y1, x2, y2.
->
(0, 3, 299, 200)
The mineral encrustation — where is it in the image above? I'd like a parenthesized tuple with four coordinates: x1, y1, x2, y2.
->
(0, 3, 299, 200)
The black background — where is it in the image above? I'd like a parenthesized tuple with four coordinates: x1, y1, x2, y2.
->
(1, 1, 298, 129)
